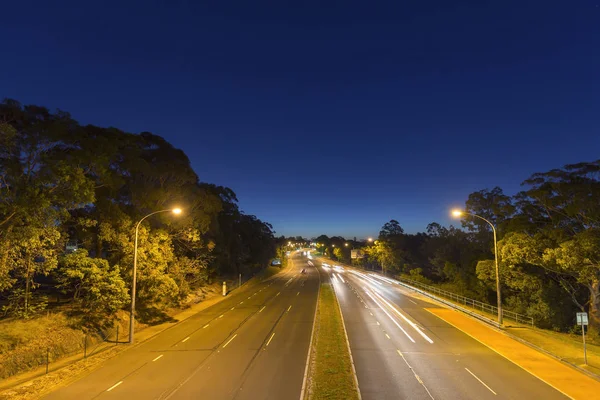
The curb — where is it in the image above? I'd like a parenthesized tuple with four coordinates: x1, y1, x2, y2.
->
(299, 259, 321, 400)
(330, 280, 362, 400)
(318, 257, 600, 383)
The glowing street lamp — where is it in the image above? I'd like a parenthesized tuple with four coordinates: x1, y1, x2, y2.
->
(452, 209, 502, 325)
(130, 208, 182, 343)
(367, 237, 373, 242)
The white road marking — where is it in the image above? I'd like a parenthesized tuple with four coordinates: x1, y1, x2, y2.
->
(385, 333, 391, 339)
(371, 290, 434, 344)
(248, 296, 251, 299)
(297, 291, 300, 296)
(203, 324, 210, 329)
(266, 332, 276, 347)
(364, 290, 415, 343)
(336, 273, 345, 283)
(396, 350, 434, 399)
(240, 301, 244, 304)
(376, 321, 380, 325)
(182, 336, 190, 343)
(276, 292, 281, 297)
(259, 305, 266, 313)
(107, 381, 123, 391)
(222, 334, 237, 348)
(369, 312, 373, 316)
(231, 307, 235, 310)
(409, 299, 417, 305)
(153, 354, 163, 362)
(219, 314, 224, 318)
(287, 305, 292, 312)
(465, 368, 497, 395)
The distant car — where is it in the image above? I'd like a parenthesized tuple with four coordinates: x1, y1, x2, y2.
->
(271, 258, 282, 266)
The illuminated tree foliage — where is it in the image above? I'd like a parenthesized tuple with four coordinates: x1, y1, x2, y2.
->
(0, 99, 276, 329)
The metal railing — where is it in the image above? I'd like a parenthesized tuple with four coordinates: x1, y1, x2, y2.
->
(396, 276, 534, 327)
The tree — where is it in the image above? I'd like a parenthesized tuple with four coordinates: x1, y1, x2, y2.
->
(379, 220, 404, 238)
(56, 250, 128, 330)
(499, 161, 600, 335)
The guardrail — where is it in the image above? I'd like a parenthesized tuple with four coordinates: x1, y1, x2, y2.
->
(395, 276, 534, 327)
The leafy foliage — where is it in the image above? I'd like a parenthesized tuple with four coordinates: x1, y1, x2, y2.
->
(0, 99, 277, 329)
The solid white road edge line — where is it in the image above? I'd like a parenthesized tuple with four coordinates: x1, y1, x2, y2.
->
(331, 271, 363, 400)
(299, 259, 320, 400)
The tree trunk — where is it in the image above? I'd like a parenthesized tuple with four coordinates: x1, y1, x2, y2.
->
(25, 255, 31, 317)
(588, 279, 600, 339)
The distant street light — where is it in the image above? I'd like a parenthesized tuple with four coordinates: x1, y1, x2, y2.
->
(332, 244, 335, 247)
(344, 243, 349, 247)
(452, 209, 502, 325)
(129, 208, 182, 343)
(367, 237, 373, 242)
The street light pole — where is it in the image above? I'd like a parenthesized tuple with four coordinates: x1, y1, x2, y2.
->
(129, 208, 181, 344)
(453, 210, 503, 325)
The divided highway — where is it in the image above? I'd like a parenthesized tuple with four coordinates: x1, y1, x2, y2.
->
(316, 259, 570, 400)
(43, 254, 318, 400)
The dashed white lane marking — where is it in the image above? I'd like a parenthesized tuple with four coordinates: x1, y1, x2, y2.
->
(182, 336, 190, 343)
(297, 291, 300, 296)
(385, 333, 391, 339)
(408, 299, 417, 305)
(222, 334, 238, 348)
(266, 332, 276, 347)
(153, 354, 163, 362)
(259, 306, 266, 313)
(365, 290, 416, 343)
(107, 381, 123, 391)
(276, 292, 281, 297)
(287, 305, 292, 312)
(371, 290, 434, 344)
(397, 350, 434, 399)
(376, 321, 380, 325)
(219, 314, 224, 318)
(465, 368, 497, 395)
(203, 324, 210, 329)
(231, 307, 235, 310)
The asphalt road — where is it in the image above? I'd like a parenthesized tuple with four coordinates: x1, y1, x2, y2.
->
(316, 259, 569, 400)
(43, 254, 318, 400)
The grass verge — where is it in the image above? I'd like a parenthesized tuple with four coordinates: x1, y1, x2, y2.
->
(507, 326, 600, 376)
(309, 283, 359, 400)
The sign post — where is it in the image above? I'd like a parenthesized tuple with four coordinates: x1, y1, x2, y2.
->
(576, 312, 589, 365)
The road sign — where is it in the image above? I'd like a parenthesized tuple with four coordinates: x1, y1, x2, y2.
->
(351, 249, 365, 259)
(577, 312, 588, 326)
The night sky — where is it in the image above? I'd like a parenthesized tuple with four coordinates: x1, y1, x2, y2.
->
(2, 1, 599, 238)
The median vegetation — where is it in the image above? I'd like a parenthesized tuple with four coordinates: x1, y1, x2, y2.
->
(309, 283, 359, 400)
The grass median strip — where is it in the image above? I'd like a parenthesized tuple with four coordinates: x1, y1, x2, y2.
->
(309, 283, 360, 400)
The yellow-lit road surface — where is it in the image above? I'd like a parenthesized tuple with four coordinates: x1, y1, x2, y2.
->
(427, 307, 600, 400)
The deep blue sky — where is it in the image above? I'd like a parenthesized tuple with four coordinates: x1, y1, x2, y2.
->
(2, 1, 599, 238)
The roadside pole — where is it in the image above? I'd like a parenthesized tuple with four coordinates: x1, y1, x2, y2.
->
(577, 312, 588, 365)
(222, 281, 227, 296)
(239, 273, 242, 288)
